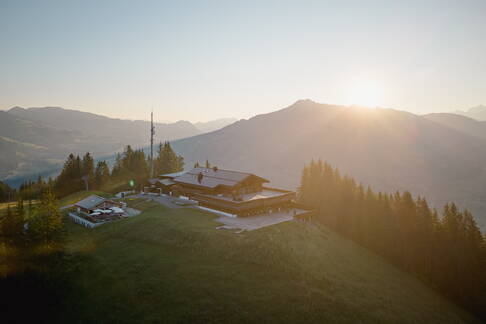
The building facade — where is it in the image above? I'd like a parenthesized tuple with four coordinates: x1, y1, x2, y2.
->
(148, 167, 296, 217)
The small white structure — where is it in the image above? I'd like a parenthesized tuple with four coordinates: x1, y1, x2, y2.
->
(70, 195, 129, 228)
(115, 190, 136, 198)
(110, 206, 124, 214)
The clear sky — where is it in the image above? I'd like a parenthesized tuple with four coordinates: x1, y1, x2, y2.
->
(1, 0, 485, 122)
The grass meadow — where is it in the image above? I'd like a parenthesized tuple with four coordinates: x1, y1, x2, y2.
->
(57, 201, 479, 323)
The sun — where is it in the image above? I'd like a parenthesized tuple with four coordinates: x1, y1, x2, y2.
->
(346, 80, 383, 108)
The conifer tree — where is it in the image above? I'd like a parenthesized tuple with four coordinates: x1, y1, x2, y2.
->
(55, 153, 84, 196)
(155, 142, 184, 175)
(1, 205, 16, 245)
(94, 160, 110, 189)
(82, 152, 95, 188)
(30, 187, 63, 249)
(0, 181, 16, 202)
(1, 198, 25, 246)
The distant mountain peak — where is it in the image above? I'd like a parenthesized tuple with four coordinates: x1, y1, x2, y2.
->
(453, 105, 486, 121)
(468, 105, 486, 113)
(8, 106, 26, 112)
(9, 106, 65, 112)
(292, 99, 318, 106)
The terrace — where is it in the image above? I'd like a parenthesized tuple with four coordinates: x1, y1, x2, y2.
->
(68, 194, 140, 228)
(202, 187, 293, 203)
(191, 187, 295, 216)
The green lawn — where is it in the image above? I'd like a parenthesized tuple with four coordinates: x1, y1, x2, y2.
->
(61, 203, 479, 323)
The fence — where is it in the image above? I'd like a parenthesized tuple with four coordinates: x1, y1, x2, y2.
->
(68, 212, 103, 228)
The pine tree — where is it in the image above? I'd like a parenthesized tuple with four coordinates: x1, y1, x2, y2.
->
(0, 181, 16, 202)
(82, 152, 95, 188)
(155, 142, 184, 175)
(111, 153, 123, 178)
(94, 161, 110, 189)
(1, 205, 15, 244)
(30, 187, 63, 249)
(55, 153, 84, 196)
(1, 198, 25, 246)
(415, 197, 434, 276)
(122, 145, 134, 171)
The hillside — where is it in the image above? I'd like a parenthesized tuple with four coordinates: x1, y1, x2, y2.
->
(0, 107, 238, 184)
(0, 110, 87, 179)
(194, 117, 238, 132)
(424, 113, 486, 140)
(59, 202, 478, 323)
(7, 106, 202, 145)
(0, 107, 202, 182)
(454, 105, 486, 121)
(172, 100, 486, 229)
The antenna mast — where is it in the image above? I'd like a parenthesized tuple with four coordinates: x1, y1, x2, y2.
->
(150, 110, 155, 178)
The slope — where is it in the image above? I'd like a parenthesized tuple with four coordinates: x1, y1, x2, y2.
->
(194, 117, 238, 132)
(454, 105, 486, 121)
(424, 113, 486, 140)
(60, 202, 479, 323)
(7, 106, 201, 147)
(1, 107, 202, 183)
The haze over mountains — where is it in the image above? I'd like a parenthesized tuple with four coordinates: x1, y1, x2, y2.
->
(194, 118, 238, 133)
(0, 106, 235, 182)
(171, 100, 486, 229)
(423, 113, 486, 140)
(453, 105, 486, 121)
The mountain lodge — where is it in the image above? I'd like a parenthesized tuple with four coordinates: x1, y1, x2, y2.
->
(146, 167, 296, 217)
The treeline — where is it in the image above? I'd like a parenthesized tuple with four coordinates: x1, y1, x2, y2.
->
(298, 160, 486, 317)
(53, 141, 184, 198)
(5, 142, 185, 202)
(19, 176, 54, 201)
(0, 181, 16, 202)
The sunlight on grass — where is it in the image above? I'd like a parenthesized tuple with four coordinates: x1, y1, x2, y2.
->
(60, 205, 479, 324)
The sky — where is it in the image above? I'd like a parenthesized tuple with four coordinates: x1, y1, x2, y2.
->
(1, 0, 485, 122)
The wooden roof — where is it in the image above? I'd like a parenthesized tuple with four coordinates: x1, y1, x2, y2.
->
(75, 195, 106, 210)
(173, 167, 268, 189)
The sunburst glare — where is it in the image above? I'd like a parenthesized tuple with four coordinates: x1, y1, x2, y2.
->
(346, 79, 383, 108)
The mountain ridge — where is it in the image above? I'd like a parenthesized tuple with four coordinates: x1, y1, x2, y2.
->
(423, 113, 486, 140)
(453, 105, 486, 121)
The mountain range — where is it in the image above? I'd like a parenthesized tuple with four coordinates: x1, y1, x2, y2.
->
(0, 106, 235, 182)
(171, 100, 486, 229)
(453, 105, 486, 121)
(194, 118, 238, 133)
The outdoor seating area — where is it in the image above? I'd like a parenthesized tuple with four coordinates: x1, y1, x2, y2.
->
(214, 207, 312, 231)
(68, 194, 134, 228)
